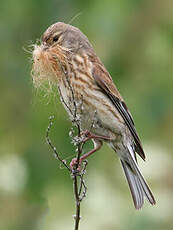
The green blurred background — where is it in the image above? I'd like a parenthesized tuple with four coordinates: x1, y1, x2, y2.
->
(0, 0, 173, 229)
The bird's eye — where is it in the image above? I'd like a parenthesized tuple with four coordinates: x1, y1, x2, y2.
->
(53, 35, 60, 42)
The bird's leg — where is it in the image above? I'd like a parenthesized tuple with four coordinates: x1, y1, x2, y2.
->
(70, 140, 103, 171)
(70, 130, 112, 171)
(81, 130, 113, 143)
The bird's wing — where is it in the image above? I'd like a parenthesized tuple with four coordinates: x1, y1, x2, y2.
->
(92, 62, 145, 161)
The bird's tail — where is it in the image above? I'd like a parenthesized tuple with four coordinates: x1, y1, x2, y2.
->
(119, 143, 156, 209)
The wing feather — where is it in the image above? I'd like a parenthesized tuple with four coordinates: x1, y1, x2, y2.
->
(92, 64, 145, 160)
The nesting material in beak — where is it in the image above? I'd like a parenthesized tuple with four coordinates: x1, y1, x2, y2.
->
(31, 43, 67, 89)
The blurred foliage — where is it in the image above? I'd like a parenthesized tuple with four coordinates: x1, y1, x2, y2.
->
(0, 0, 173, 229)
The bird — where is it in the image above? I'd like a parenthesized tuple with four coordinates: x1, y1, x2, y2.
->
(32, 22, 156, 209)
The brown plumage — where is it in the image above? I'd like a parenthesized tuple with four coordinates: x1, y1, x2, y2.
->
(32, 22, 156, 209)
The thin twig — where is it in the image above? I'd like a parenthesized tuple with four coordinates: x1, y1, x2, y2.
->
(72, 124, 84, 230)
(79, 160, 88, 201)
(46, 65, 88, 230)
(46, 115, 71, 172)
(67, 77, 86, 229)
(46, 116, 88, 229)
(46, 115, 88, 230)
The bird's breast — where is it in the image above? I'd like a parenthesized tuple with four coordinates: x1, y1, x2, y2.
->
(58, 54, 125, 138)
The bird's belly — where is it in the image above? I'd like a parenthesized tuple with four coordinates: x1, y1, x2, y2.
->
(80, 91, 125, 139)
(77, 109, 112, 139)
(58, 83, 125, 139)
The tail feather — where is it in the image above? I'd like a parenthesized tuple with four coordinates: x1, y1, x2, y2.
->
(121, 160, 144, 209)
(120, 143, 156, 209)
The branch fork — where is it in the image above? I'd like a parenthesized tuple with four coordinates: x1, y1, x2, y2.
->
(46, 115, 88, 230)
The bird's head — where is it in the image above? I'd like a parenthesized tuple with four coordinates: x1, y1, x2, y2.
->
(42, 22, 92, 53)
(32, 22, 92, 88)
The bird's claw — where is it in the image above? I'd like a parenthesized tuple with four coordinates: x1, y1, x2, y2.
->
(70, 158, 82, 171)
(80, 130, 94, 142)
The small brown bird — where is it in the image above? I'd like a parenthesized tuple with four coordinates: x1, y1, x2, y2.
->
(32, 22, 156, 209)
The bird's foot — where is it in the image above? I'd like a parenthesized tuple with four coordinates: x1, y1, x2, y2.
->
(80, 130, 112, 142)
(70, 131, 111, 171)
(70, 158, 82, 171)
